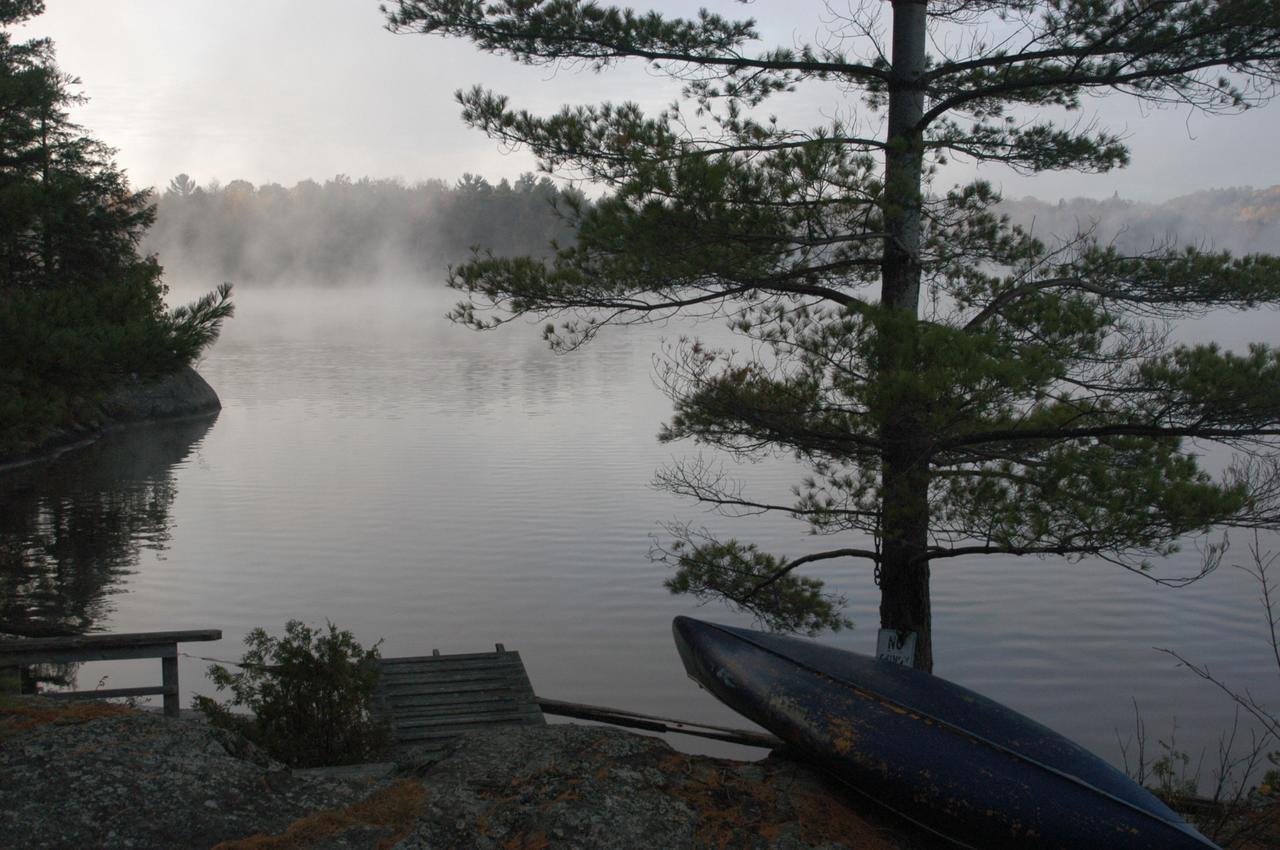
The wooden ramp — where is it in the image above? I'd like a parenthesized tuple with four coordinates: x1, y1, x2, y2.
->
(374, 643, 544, 761)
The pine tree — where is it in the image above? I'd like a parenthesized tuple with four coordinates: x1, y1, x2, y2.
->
(385, 0, 1280, 671)
(0, 1, 154, 289)
(0, 2, 232, 457)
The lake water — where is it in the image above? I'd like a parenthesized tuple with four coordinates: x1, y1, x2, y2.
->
(4, 283, 1278, 779)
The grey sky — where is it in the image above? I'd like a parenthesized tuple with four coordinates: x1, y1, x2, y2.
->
(25, 1, 1280, 201)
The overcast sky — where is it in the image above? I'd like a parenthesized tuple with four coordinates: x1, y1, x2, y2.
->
(23, 1, 1280, 201)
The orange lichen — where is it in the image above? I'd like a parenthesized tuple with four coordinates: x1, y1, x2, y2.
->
(791, 785, 900, 850)
(500, 831, 550, 850)
(0, 698, 138, 733)
(667, 759, 780, 850)
(212, 778, 426, 850)
(658, 753, 688, 775)
(658, 753, 906, 850)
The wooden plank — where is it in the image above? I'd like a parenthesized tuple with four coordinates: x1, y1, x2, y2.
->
(46, 686, 167, 701)
(378, 652, 524, 665)
(378, 691, 540, 711)
(389, 702, 534, 722)
(393, 709, 542, 729)
(381, 672, 522, 686)
(376, 675, 527, 696)
(161, 655, 179, 717)
(382, 686, 525, 705)
(383, 691, 530, 709)
(0, 630, 221, 654)
(379, 669, 527, 687)
(379, 661, 525, 679)
(380, 669, 523, 684)
(0, 645, 179, 665)
(380, 650, 509, 665)
(386, 692, 527, 711)
(394, 718, 542, 740)
(381, 693, 540, 714)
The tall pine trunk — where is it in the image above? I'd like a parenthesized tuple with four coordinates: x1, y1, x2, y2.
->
(878, 0, 933, 672)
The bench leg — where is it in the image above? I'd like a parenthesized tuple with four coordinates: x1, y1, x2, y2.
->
(162, 655, 179, 717)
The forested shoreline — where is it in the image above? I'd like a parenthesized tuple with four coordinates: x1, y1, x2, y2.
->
(0, 3, 231, 461)
(1000, 186, 1280, 255)
(142, 175, 1280, 288)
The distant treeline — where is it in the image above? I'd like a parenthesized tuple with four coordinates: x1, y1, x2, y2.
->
(146, 176, 1280, 287)
(999, 186, 1280, 255)
(144, 173, 581, 285)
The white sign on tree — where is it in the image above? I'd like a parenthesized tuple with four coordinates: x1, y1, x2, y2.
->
(877, 629, 918, 667)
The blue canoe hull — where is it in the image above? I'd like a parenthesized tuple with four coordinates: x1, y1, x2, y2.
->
(672, 617, 1219, 850)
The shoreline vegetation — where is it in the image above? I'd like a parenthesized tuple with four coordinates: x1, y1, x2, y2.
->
(0, 363, 222, 472)
(0, 3, 233, 468)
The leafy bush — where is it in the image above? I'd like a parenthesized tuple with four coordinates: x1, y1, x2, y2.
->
(193, 621, 389, 768)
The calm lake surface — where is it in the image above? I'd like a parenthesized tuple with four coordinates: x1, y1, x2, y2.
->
(4, 283, 1278, 771)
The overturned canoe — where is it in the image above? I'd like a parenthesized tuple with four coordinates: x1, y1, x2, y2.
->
(672, 616, 1219, 850)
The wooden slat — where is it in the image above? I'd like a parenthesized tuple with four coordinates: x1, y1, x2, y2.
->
(380, 666, 525, 683)
(387, 692, 526, 711)
(380, 656, 522, 672)
(381, 650, 508, 665)
(0, 645, 179, 665)
(390, 702, 533, 722)
(387, 685, 526, 701)
(372, 649, 543, 760)
(389, 697, 527, 713)
(0, 629, 221, 654)
(161, 655, 179, 717)
(393, 709, 541, 729)
(380, 679, 530, 698)
(394, 718, 542, 741)
(378, 668, 526, 686)
(46, 686, 168, 701)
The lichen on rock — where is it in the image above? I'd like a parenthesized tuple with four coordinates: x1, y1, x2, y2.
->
(0, 697, 936, 850)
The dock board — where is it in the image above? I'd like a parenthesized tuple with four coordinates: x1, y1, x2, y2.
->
(374, 644, 544, 761)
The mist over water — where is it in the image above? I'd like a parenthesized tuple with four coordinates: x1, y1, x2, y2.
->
(9, 277, 1276, 771)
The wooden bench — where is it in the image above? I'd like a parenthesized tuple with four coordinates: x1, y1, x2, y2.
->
(0, 629, 221, 717)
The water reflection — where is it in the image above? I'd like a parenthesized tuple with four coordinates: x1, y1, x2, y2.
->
(0, 414, 216, 636)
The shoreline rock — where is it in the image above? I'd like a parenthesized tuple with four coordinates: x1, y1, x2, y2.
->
(0, 365, 221, 472)
(0, 697, 941, 850)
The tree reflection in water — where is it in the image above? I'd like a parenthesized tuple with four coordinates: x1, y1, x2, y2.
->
(0, 415, 216, 638)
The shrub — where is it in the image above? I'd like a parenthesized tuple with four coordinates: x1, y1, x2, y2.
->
(193, 620, 389, 768)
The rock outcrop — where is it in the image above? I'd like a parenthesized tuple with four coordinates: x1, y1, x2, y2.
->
(0, 700, 387, 850)
(0, 365, 220, 470)
(0, 698, 940, 850)
(393, 724, 927, 850)
(100, 365, 222, 422)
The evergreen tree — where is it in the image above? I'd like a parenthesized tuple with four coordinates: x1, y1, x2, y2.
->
(0, 2, 232, 457)
(0, 1, 153, 289)
(386, 0, 1280, 670)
